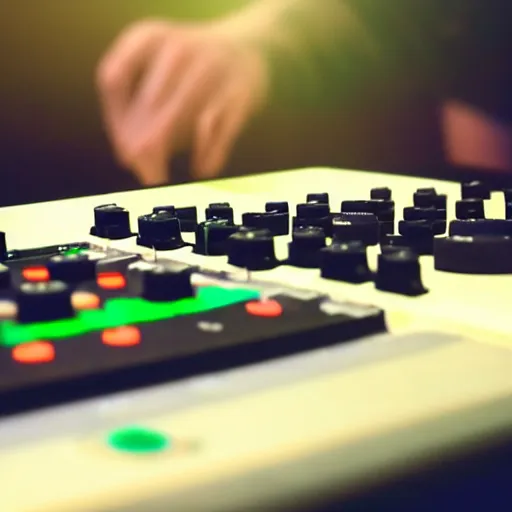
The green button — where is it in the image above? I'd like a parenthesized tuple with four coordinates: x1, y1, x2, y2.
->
(107, 426, 170, 454)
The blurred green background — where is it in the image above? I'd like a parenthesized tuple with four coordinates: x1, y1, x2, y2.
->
(0, 1, 440, 206)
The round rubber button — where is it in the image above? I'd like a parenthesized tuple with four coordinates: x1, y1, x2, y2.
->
(71, 291, 101, 310)
(245, 299, 283, 318)
(102, 326, 141, 347)
(97, 272, 126, 290)
(0, 299, 17, 320)
(107, 426, 170, 454)
(22, 266, 50, 282)
(12, 341, 55, 364)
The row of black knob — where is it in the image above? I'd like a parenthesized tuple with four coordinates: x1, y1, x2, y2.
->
(11, 260, 196, 324)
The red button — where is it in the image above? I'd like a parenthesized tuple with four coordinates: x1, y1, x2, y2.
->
(245, 299, 283, 318)
(102, 326, 141, 347)
(97, 272, 126, 290)
(12, 341, 55, 364)
(22, 266, 50, 282)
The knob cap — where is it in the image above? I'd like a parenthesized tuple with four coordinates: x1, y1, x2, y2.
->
(227, 229, 278, 271)
(294, 203, 332, 236)
(396, 220, 436, 255)
(16, 281, 75, 323)
(320, 241, 372, 283)
(90, 204, 132, 240)
(461, 180, 490, 200)
(242, 212, 289, 236)
(371, 187, 392, 200)
(434, 236, 512, 274)
(265, 201, 289, 214)
(152, 205, 176, 216)
(413, 190, 446, 209)
(375, 250, 428, 296)
(403, 207, 446, 235)
(137, 211, 185, 250)
(287, 227, 326, 268)
(455, 199, 485, 220)
(341, 200, 395, 222)
(332, 213, 379, 246)
(129, 262, 196, 302)
(175, 206, 198, 232)
(47, 253, 96, 282)
(306, 192, 329, 204)
(206, 203, 234, 223)
(449, 219, 512, 237)
(194, 220, 239, 256)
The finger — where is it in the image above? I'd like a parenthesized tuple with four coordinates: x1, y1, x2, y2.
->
(132, 149, 169, 186)
(129, 40, 191, 121)
(194, 85, 253, 179)
(125, 52, 222, 169)
(96, 24, 165, 158)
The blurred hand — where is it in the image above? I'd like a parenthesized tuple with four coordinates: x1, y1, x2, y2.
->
(97, 19, 270, 185)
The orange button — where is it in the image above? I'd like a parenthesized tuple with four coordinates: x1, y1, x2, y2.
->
(245, 299, 283, 318)
(12, 341, 55, 364)
(22, 266, 50, 282)
(102, 326, 141, 347)
(71, 291, 101, 310)
(97, 272, 126, 290)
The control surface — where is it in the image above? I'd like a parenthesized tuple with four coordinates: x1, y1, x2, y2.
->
(0, 167, 511, 512)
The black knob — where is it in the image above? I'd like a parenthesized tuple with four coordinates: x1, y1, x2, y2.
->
(242, 212, 289, 236)
(449, 219, 512, 237)
(152, 205, 176, 216)
(206, 203, 234, 223)
(0, 231, 7, 261)
(296, 202, 330, 218)
(382, 220, 435, 255)
(265, 201, 289, 214)
(90, 204, 132, 240)
(194, 220, 239, 256)
(294, 203, 332, 236)
(129, 263, 196, 302)
(371, 187, 392, 200)
(16, 281, 75, 323)
(403, 207, 446, 235)
(434, 235, 512, 274)
(175, 206, 198, 232)
(332, 213, 379, 246)
(306, 192, 329, 204)
(412, 189, 447, 209)
(0, 263, 11, 288)
(461, 181, 490, 200)
(287, 227, 326, 268)
(341, 200, 395, 222)
(403, 207, 443, 221)
(47, 253, 96, 283)
(320, 241, 372, 283)
(137, 211, 185, 250)
(227, 229, 278, 271)
(455, 199, 485, 220)
(375, 250, 428, 296)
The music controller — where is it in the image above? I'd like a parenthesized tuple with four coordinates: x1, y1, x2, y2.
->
(0, 168, 511, 511)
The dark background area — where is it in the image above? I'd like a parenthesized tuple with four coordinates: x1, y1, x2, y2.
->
(0, 0, 447, 207)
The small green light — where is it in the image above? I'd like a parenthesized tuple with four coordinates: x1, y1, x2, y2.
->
(61, 247, 86, 256)
(107, 426, 170, 454)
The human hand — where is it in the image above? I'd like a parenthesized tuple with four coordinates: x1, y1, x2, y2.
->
(96, 19, 270, 185)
